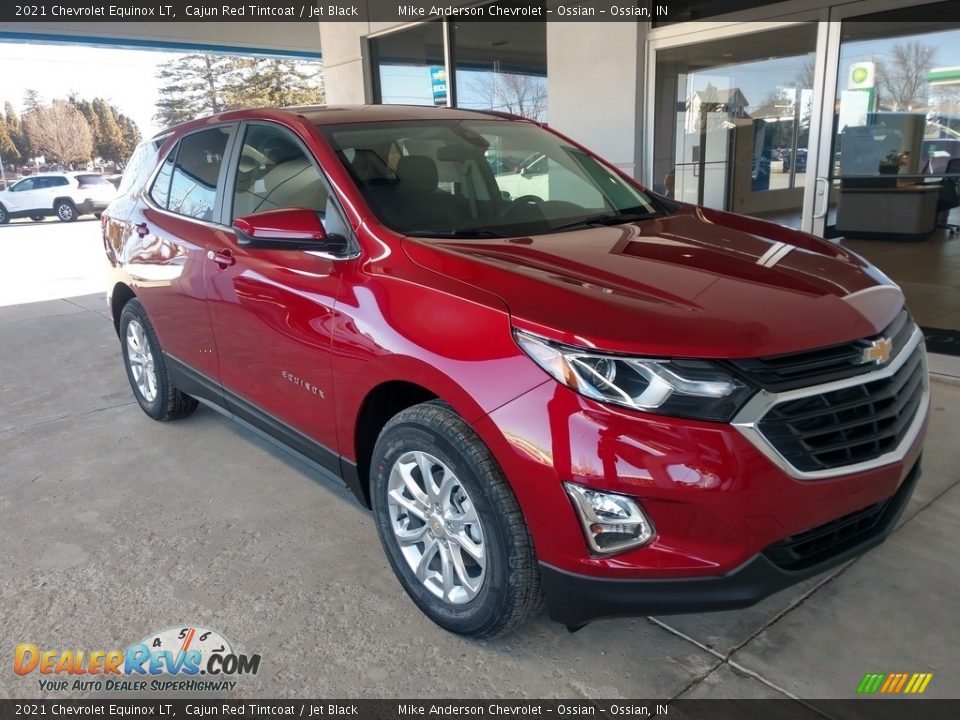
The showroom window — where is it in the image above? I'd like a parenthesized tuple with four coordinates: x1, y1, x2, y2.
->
(452, 2, 547, 122)
(369, 1, 547, 121)
(370, 22, 446, 106)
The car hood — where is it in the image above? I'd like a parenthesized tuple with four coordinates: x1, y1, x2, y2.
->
(401, 205, 904, 359)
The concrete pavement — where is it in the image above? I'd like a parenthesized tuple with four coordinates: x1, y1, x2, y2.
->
(0, 293, 957, 702)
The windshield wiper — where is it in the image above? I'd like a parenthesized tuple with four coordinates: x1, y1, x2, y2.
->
(551, 211, 659, 232)
(404, 228, 510, 239)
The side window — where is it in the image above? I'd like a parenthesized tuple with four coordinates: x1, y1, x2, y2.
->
(53, 177, 70, 187)
(168, 127, 231, 221)
(13, 178, 35, 192)
(232, 124, 329, 220)
(118, 140, 164, 196)
(149, 147, 175, 209)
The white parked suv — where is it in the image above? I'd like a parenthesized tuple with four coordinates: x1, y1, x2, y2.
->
(0, 172, 116, 224)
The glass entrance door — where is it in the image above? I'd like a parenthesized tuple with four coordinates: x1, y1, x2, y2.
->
(651, 23, 820, 228)
(810, 0, 960, 343)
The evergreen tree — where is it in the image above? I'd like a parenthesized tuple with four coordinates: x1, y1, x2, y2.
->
(154, 53, 233, 128)
(154, 53, 325, 126)
(91, 99, 125, 163)
(69, 96, 101, 151)
(223, 58, 326, 109)
(0, 116, 20, 164)
(3, 101, 24, 162)
(116, 113, 142, 164)
(23, 89, 43, 113)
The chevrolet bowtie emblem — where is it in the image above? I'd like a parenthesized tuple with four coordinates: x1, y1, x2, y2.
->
(861, 337, 893, 365)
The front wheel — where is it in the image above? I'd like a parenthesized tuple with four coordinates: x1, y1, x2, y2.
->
(371, 401, 541, 638)
(55, 200, 77, 222)
(0, 204, 8, 225)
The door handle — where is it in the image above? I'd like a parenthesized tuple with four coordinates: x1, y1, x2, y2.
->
(207, 249, 235, 268)
(814, 177, 829, 219)
(135, 222, 149, 238)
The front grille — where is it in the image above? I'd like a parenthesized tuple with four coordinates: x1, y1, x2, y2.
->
(728, 309, 914, 392)
(763, 459, 920, 571)
(756, 344, 925, 472)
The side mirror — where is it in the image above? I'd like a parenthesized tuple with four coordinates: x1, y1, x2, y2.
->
(233, 208, 346, 252)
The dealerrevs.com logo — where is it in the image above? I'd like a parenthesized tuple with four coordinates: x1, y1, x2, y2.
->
(15, 625, 260, 693)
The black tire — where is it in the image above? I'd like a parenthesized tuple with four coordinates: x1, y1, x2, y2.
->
(371, 400, 541, 638)
(0, 204, 8, 225)
(119, 298, 199, 421)
(54, 200, 77, 222)
(30, 215, 45, 222)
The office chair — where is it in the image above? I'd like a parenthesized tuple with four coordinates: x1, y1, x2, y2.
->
(936, 157, 960, 237)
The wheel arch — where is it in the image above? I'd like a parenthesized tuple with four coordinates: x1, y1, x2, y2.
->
(349, 379, 440, 508)
(110, 282, 137, 336)
(53, 196, 78, 209)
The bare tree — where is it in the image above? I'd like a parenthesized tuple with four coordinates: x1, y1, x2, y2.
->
(469, 72, 547, 121)
(875, 41, 936, 111)
(24, 100, 93, 165)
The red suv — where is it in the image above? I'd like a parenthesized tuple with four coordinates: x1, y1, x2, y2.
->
(103, 106, 928, 637)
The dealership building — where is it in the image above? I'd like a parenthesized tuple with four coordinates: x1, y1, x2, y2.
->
(5, 0, 960, 370)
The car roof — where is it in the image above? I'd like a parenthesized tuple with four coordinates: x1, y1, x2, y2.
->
(154, 104, 527, 139)
(16, 172, 76, 178)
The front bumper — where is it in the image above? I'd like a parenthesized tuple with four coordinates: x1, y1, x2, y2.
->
(541, 458, 920, 627)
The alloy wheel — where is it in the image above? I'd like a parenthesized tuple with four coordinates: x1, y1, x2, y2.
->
(387, 450, 486, 604)
(125, 319, 157, 403)
(57, 203, 75, 221)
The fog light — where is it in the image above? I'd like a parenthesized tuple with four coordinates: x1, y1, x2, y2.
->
(564, 483, 655, 554)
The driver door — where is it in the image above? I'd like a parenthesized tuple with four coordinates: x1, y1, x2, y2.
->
(204, 121, 356, 471)
(5, 177, 38, 212)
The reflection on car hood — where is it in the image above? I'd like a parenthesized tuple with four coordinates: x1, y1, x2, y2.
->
(401, 205, 903, 358)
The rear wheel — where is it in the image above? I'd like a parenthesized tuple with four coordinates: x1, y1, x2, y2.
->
(119, 298, 198, 421)
(371, 401, 541, 638)
(55, 200, 77, 222)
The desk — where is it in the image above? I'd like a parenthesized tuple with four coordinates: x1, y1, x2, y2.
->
(836, 184, 940, 240)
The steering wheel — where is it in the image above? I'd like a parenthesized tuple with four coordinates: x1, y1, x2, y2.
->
(500, 194, 545, 219)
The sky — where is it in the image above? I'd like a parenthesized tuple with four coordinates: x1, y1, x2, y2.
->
(0, 42, 184, 138)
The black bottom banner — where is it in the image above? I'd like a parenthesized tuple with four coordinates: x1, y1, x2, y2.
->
(1, 700, 959, 720)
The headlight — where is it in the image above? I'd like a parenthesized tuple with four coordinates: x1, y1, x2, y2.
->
(514, 329, 754, 422)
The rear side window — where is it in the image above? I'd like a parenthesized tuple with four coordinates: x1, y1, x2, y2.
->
(77, 174, 109, 186)
(148, 127, 232, 222)
(168, 127, 232, 221)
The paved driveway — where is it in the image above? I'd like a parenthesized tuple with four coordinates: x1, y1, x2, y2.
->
(0, 293, 957, 699)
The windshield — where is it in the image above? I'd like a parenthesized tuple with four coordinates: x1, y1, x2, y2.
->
(320, 119, 662, 238)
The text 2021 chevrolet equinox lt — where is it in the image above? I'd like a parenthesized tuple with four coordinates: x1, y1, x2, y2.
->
(102, 106, 929, 637)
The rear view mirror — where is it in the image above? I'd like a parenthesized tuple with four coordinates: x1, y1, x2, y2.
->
(234, 208, 337, 250)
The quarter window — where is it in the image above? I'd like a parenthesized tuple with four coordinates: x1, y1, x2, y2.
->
(149, 149, 175, 209)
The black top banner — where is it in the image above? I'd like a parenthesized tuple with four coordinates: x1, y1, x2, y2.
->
(2, 0, 957, 23)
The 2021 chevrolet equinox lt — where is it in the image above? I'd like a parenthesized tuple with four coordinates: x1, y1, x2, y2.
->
(102, 106, 929, 637)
